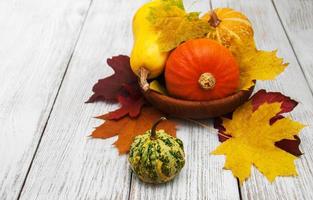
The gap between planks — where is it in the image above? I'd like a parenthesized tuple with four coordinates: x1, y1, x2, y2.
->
(16, 0, 95, 199)
(270, 0, 313, 97)
(205, 2, 243, 200)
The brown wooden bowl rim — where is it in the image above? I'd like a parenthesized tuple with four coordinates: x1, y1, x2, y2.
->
(143, 86, 255, 106)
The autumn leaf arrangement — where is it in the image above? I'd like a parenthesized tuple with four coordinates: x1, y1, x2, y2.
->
(86, 0, 306, 183)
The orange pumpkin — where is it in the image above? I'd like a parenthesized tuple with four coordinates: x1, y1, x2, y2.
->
(165, 38, 239, 101)
(201, 8, 254, 53)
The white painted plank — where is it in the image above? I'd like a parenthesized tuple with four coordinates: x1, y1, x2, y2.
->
(129, 1, 240, 200)
(211, 0, 313, 199)
(0, 0, 91, 199)
(273, 0, 313, 92)
(19, 0, 148, 199)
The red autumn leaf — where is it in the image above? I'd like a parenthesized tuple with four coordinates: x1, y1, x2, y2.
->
(86, 55, 137, 102)
(252, 89, 298, 112)
(276, 136, 302, 157)
(213, 113, 232, 142)
(252, 89, 298, 124)
(98, 83, 145, 120)
(214, 89, 302, 156)
(92, 106, 176, 154)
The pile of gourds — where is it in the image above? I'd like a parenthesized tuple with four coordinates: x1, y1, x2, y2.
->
(128, 1, 254, 184)
(131, 3, 253, 101)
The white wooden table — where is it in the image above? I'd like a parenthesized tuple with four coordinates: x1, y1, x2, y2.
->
(1, 0, 313, 199)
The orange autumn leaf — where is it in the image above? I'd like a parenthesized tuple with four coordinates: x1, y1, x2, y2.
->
(92, 106, 176, 154)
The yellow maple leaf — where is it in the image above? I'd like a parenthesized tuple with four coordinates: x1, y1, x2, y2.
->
(232, 39, 288, 90)
(212, 101, 305, 183)
(159, 0, 185, 10)
(147, 0, 211, 51)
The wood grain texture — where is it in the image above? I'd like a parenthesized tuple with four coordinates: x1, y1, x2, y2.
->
(0, 0, 92, 199)
(272, 0, 313, 92)
(211, 0, 313, 199)
(11, 0, 313, 199)
(130, 1, 240, 199)
(19, 0, 147, 199)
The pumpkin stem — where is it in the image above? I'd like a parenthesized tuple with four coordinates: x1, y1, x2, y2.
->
(198, 72, 216, 90)
(150, 117, 166, 140)
(208, 11, 221, 27)
(139, 67, 150, 92)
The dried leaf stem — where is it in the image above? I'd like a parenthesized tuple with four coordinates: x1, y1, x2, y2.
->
(170, 116, 231, 139)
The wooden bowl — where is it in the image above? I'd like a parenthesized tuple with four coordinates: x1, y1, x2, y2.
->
(142, 87, 254, 119)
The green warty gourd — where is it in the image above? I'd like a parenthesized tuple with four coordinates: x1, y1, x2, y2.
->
(128, 117, 185, 183)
